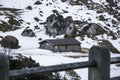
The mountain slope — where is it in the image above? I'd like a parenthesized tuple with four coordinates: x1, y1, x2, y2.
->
(0, 0, 120, 52)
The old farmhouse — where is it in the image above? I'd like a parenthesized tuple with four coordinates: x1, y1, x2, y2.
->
(39, 38, 81, 52)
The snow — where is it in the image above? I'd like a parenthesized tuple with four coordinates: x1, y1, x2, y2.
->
(0, 0, 120, 80)
(76, 36, 99, 49)
(109, 39, 120, 52)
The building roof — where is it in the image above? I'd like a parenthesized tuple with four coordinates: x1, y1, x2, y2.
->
(39, 38, 80, 46)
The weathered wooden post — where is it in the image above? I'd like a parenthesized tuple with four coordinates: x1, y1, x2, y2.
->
(0, 53, 9, 80)
(89, 46, 110, 80)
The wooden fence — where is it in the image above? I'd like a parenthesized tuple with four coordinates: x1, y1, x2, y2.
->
(0, 46, 120, 80)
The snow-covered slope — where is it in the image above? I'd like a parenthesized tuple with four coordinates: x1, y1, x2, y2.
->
(0, 0, 120, 80)
(0, 0, 120, 49)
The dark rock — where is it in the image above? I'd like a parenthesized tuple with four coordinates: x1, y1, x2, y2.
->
(34, 25, 40, 29)
(0, 35, 20, 49)
(34, 1, 42, 5)
(39, 11, 43, 13)
(0, 21, 11, 32)
(61, 0, 66, 2)
(80, 23, 107, 37)
(87, 3, 105, 13)
(21, 29, 35, 37)
(34, 17, 40, 22)
(8, 17, 21, 26)
(112, 19, 117, 24)
(26, 6, 32, 10)
(98, 15, 106, 21)
(66, 0, 88, 5)
(62, 9, 69, 13)
(0, 16, 21, 32)
(108, 31, 117, 40)
(106, 0, 116, 7)
(38, 38, 42, 41)
(117, 31, 120, 35)
(52, 9, 58, 14)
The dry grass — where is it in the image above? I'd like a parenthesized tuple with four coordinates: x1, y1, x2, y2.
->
(66, 70, 81, 80)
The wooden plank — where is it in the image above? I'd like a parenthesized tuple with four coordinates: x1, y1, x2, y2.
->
(9, 61, 96, 78)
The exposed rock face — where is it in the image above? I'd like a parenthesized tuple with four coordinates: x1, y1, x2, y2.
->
(63, 0, 88, 5)
(79, 23, 107, 37)
(21, 29, 35, 37)
(0, 35, 20, 49)
(0, 20, 20, 32)
(34, 1, 42, 5)
(0, 8, 23, 32)
(64, 16, 74, 35)
(45, 10, 74, 36)
(87, 3, 106, 13)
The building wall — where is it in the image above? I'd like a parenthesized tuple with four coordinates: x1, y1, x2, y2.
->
(40, 43, 81, 52)
(67, 45, 81, 52)
(40, 42, 54, 51)
(55, 45, 67, 52)
(55, 45, 81, 52)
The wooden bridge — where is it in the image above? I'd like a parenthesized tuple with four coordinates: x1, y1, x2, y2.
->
(0, 46, 120, 80)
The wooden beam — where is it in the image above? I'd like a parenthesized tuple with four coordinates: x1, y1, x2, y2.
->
(111, 57, 120, 64)
(9, 61, 96, 78)
(89, 46, 110, 80)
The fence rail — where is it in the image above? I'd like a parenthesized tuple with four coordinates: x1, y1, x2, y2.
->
(0, 46, 120, 80)
(111, 57, 120, 64)
(9, 61, 96, 78)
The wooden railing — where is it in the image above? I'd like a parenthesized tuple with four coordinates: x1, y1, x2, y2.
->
(0, 46, 120, 80)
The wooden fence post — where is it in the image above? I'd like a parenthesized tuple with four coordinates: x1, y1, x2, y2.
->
(89, 46, 110, 80)
(0, 53, 9, 80)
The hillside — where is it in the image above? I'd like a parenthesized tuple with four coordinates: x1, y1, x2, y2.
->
(0, 0, 120, 51)
(0, 0, 120, 80)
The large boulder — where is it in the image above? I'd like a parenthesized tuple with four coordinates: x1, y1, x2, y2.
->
(0, 35, 20, 49)
(45, 10, 74, 36)
(21, 29, 35, 37)
(0, 21, 11, 32)
(0, 17, 22, 32)
(80, 23, 107, 37)
(45, 10, 64, 36)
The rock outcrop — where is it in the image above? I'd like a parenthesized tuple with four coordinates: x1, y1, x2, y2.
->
(21, 28, 35, 37)
(45, 10, 74, 36)
(0, 35, 20, 49)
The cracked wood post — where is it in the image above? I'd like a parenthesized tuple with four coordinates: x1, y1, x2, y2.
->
(89, 46, 110, 80)
(0, 53, 9, 80)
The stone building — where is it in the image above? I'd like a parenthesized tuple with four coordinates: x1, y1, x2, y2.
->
(39, 38, 81, 52)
